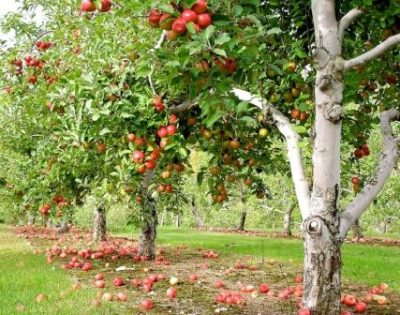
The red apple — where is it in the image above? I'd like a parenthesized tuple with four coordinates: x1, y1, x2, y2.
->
(189, 274, 198, 282)
(145, 160, 156, 170)
(159, 14, 175, 30)
(214, 279, 224, 289)
(166, 124, 177, 136)
(172, 18, 187, 34)
(169, 114, 178, 124)
(298, 309, 311, 315)
(354, 301, 367, 313)
(181, 9, 198, 23)
(140, 298, 154, 310)
(259, 283, 270, 294)
(351, 176, 360, 185)
(197, 13, 212, 28)
(100, 0, 111, 12)
(343, 295, 357, 306)
(191, 0, 207, 14)
(80, 0, 96, 12)
(132, 150, 145, 163)
(94, 280, 105, 288)
(113, 277, 125, 287)
(157, 127, 168, 138)
(166, 287, 177, 299)
(148, 9, 162, 27)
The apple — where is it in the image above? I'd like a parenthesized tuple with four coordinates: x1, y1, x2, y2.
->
(299, 111, 309, 122)
(100, 0, 111, 12)
(343, 295, 357, 306)
(165, 184, 173, 193)
(166, 287, 177, 299)
(127, 133, 136, 142)
(150, 148, 161, 160)
(161, 171, 172, 179)
(27, 75, 38, 84)
(189, 274, 198, 282)
(197, 13, 212, 28)
(97, 142, 106, 154)
(80, 0, 96, 12)
(259, 284, 270, 293)
(169, 114, 178, 124)
(287, 61, 297, 72)
(116, 292, 127, 302)
(172, 18, 187, 34)
(166, 124, 177, 136)
(354, 148, 364, 159)
(166, 30, 179, 41)
(102, 292, 113, 301)
(341, 312, 353, 315)
(354, 301, 367, 313)
(230, 139, 240, 150)
(140, 298, 154, 310)
(159, 14, 175, 30)
(132, 150, 145, 163)
(145, 160, 156, 170)
(148, 9, 162, 27)
(214, 279, 224, 288)
(113, 277, 125, 287)
(291, 108, 301, 119)
(376, 296, 387, 305)
(181, 10, 198, 23)
(192, 0, 207, 14)
(36, 293, 47, 303)
(259, 128, 269, 137)
(158, 126, 168, 138)
(196, 60, 210, 72)
(137, 165, 146, 175)
(351, 176, 360, 185)
(379, 283, 388, 291)
(298, 309, 311, 315)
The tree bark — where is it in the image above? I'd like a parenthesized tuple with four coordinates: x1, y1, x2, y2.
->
(237, 211, 247, 231)
(46, 218, 54, 228)
(351, 220, 363, 240)
(138, 197, 157, 260)
(160, 209, 167, 226)
(283, 205, 294, 236)
(191, 198, 204, 228)
(58, 220, 68, 234)
(93, 204, 106, 242)
(303, 2, 344, 314)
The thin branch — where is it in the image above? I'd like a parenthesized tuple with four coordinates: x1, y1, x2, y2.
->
(338, 7, 363, 41)
(340, 109, 400, 238)
(169, 99, 199, 114)
(148, 31, 167, 95)
(344, 34, 400, 71)
(231, 88, 311, 219)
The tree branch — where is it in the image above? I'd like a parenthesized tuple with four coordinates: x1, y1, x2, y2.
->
(344, 34, 400, 71)
(340, 109, 400, 238)
(338, 8, 363, 41)
(169, 99, 199, 114)
(231, 88, 311, 219)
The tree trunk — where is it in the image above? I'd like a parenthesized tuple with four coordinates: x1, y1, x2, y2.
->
(304, 2, 343, 313)
(175, 214, 180, 227)
(28, 214, 35, 225)
(46, 218, 54, 228)
(58, 220, 68, 234)
(237, 211, 247, 231)
(191, 198, 204, 228)
(93, 204, 106, 242)
(351, 219, 363, 240)
(160, 209, 167, 226)
(138, 197, 157, 260)
(283, 205, 294, 236)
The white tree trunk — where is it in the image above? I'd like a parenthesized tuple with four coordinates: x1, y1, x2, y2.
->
(93, 204, 107, 242)
(283, 205, 294, 236)
(191, 198, 204, 228)
(303, 2, 344, 313)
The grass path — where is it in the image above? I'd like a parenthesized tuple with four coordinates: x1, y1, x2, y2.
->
(119, 227, 400, 293)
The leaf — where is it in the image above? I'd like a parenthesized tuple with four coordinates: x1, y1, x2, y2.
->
(99, 128, 111, 136)
(240, 116, 258, 127)
(236, 101, 249, 113)
(214, 33, 231, 46)
(205, 111, 223, 128)
(266, 27, 282, 36)
(213, 48, 227, 58)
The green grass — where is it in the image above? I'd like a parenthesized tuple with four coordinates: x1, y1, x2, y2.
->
(119, 226, 400, 293)
(0, 225, 118, 315)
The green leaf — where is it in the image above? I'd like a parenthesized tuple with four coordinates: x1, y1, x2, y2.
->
(213, 48, 227, 58)
(214, 33, 231, 46)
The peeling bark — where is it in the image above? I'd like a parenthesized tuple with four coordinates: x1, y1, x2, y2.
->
(93, 204, 107, 242)
(138, 197, 157, 260)
(237, 211, 247, 231)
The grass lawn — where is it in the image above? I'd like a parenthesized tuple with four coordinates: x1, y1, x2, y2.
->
(119, 226, 400, 293)
(0, 225, 117, 315)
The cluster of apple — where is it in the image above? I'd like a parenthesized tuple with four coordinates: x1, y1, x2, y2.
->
(234, 261, 257, 271)
(80, 0, 111, 13)
(35, 41, 52, 51)
(353, 143, 370, 159)
(215, 291, 246, 306)
(39, 203, 52, 216)
(59, 256, 93, 271)
(290, 108, 310, 122)
(147, 0, 212, 40)
(11, 54, 57, 85)
(202, 249, 219, 258)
